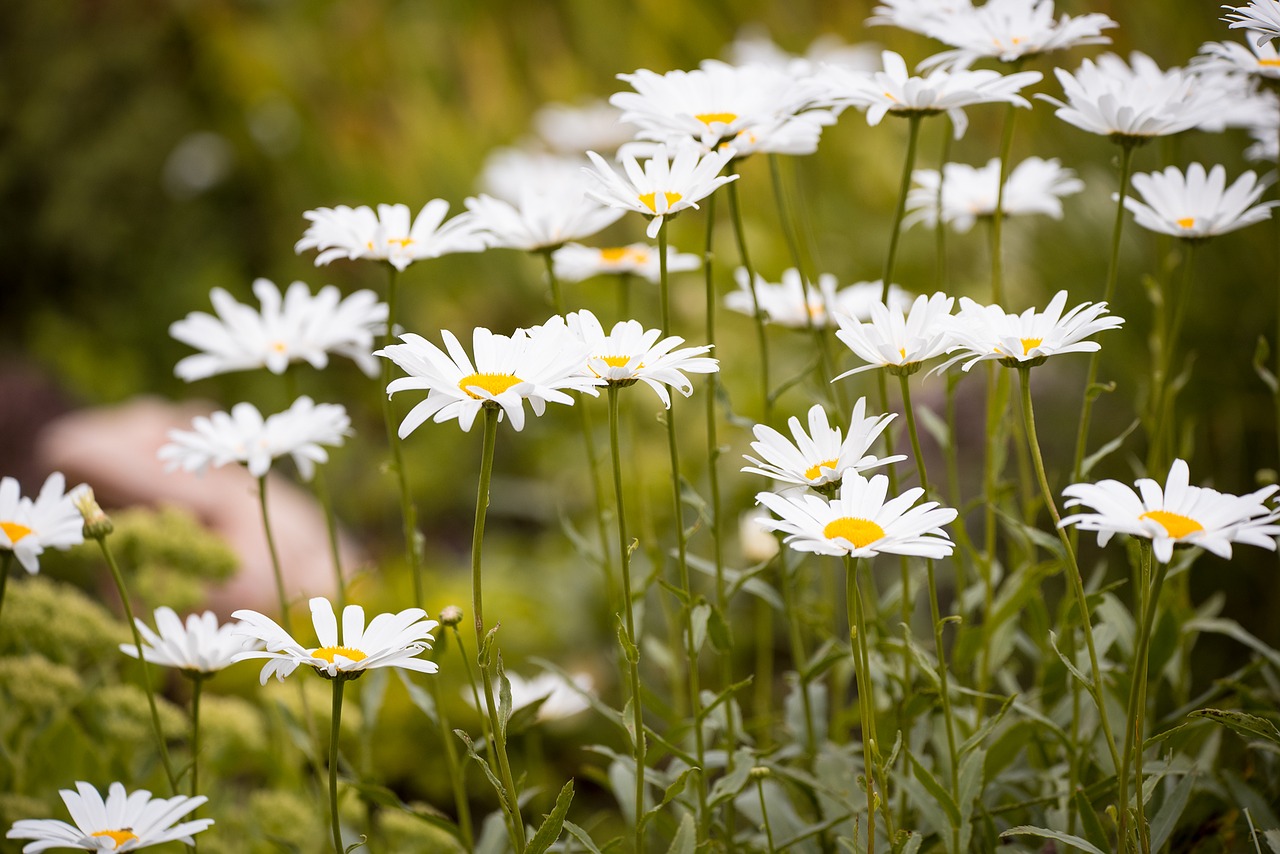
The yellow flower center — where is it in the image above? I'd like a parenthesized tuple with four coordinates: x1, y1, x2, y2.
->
(599, 355, 632, 368)
(92, 830, 139, 848)
(638, 191, 683, 213)
(822, 517, 886, 548)
(695, 112, 738, 125)
(1176, 217, 1196, 229)
(458, 372, 523, 399)
(0, 521, 32, 544)
(805, 459, 840, 481)
(1139, 510, 1204, 539)
(600, 247, 630, 262)
(270, 341, 288, 353)
(898, 347, 907, 359)
(386, 237, 415, 249)
(312, 646, 368, 664)
(1021, 337, 1043, 354)
(1260, 58, 1280, 67)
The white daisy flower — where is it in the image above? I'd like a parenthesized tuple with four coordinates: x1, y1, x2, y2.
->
(376, 322, 602, 435)
(6, 781, 212, 851)
(1039, 52, 1223, 142)
(1223, 1, 1280, 46)
(1248, 124, 1279, 162)
(739, 506, 782, 561)
(0, 473, 85, 575)
(583, 144, 738, 238)
(1061, 458, 1280, 563)
(867, 0, 973, 35)
(468, 671, 594, 721)
(742, 399, 905, 490)
(726, 28, 881, 79)
(170, 278, 387, 381)
(917, 0, 1116, 68)
(157, 396, 351, 480)
(551, 242, 701, 284)
(120, 607, 262, 676)
(611, 60, 833, 153)
(294, 200, 486, 272)
(756, 470, 957, 558)
(833, 291, 956, 379)
(904, 156, 1084, 233)
(937, 290, 1123, 372)
(820, 50, 1042, 139)
(531, 100, 639, 156)
(1196, 32, 1280, 81)
(564, 310, 717, 408)
(1122, 162, 1277, 240)
(726, 268, 912, 328)
(232, 596, 439, 684)
(1193, 72, 1279, 133)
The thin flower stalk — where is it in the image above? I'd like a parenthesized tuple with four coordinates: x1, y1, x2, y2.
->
(988, 95, 1020, 306)
(975, 362, 1007, 718)
(1147, 243, 1197, 473)
(428, 653, 474, 850)
(189, 675, 204, 852)
(1118, 540, 1166, 854)
(756, 772, 778, 853)
(934, 119, 954, 292)
(845, 555, 882, 854)
(449, 621, 504, 798)
(727, 176, 772, 421)
(882, 115, 924, 304)
(0, 552, 10, 626)
(380, 267, 424, 607)
(257, 476, 293, 635)
(328, 679, 345, 854)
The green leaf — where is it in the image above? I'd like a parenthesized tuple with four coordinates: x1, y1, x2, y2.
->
(561, 821, 607, 854)
(1048, 630, 1093, 689)
(708, 604, 733, 654)
(344, 781, 464, 842)
(455, 729, 508, 800)
(960, 694, 1014, 756)
(1185, 618, 1280, 671)
(526, 779, 575, 854)
(1000, 825, 1107, 854)
(1150, 771, 1195, 853)
(708, 750, 754, 806)
(1188, 708, 1280, 748)
(497, 653, 512, 738)
(1072, 789, 1110, 854)
(690, 602, 711, 654)
(1081, 418, 1140, 478)
(395, 669, 438, 725)
(666, 813, 696, 854)
(641, 767, 699, 829)
(907, 752, 960, 829)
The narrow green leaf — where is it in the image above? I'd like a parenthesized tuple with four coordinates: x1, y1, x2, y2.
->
(907, 752, 960, 828)
(1185, 618, 1280, 671)
(561, 820, 607, 854)
(1188, 708, 1280, 747)
(1072, 789, 1109, 854)
(1150, 771, 1195, 852)
(708, 604, 733, 654)
(1048, 630, 1093, 689)
(1081, 418, 1140, 478)
(960, 694, 1015, 756)
(526, 779, 575, 854)
(641, 767, 699, 829)
(1000, 825, 1107, 854)
(497, 653, 512, 738)
(666, 813, 696, 854)
(708, 750, 754, 806)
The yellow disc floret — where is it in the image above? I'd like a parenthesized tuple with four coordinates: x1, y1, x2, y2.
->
(92, 830, 139, 849)
(805, 459, 841, 482)
(1020, 337, 1043, 355)
(638, 191, 683, 213)
(458, 373, 523, 399)
(0, 521, 32, 544)
(1175, 217, 1196, 230)
(822, 517, 886, 548)
(695, 112, 738, 125)
(312, 646, 368, 664)
(1140, 510, 1204, 540)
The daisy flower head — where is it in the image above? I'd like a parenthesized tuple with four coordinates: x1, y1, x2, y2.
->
(157, 396, 351, 480)
(6, 781, 212, 851)
(756, 469, 957, 559)
(726, 268, 912, 328)
(565, 309, 717, 407)
(726, 27, 881, 79)
(121, 607, 262, 676)
(376, 321, 602, 435)
(938, 290, 1123, 372)
(170, 278, 387, 381)
(820, 51, 1042, 139)
(742, 398, 905, 492)
(295, 200, 486, 271)
(552, 242, 701, 284)
(583, 143, 738, 238)
(833, 291, 956, 379)
(917, 0, 1116, 68)
(468, 670, 594, 722)
(1196, 32, 1280, 81)
(1061, 458, 1280, 563)
(1223, 1, 1280, 46)
(232, 596, 439, 684)
(531, 99, 639, 156)
(0, 473, 85, 575)
(905, 156, 1084, 233)
(1248, 124, 1279, 162)
(1039, 52, 1223, 143)
(867, 0, 974, 35)
(1122, 162, 1277, 240)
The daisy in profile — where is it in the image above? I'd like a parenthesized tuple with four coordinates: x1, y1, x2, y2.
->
(170, 278, 387, 381)
(377, 322, 602, 434)
(1223, 1, 1280, 45)
(742, 399, 905, 491)
(1196, 31, 1280, 81)
(157, 396, 351, 480)
(725, 27, 880, 79)
(820, 50, 1042, 138)
(1122, 163, 1277, 240)
(564, 310, 717, 408)
(233, 596, 439, 683)
(916, 0, 1116, 68)
(295, 200, 486, 271)
(938, 290, 1123, 372)
(121, 607, 261, 676)
(0, 473, 85, 575)
(756, 469, 957, 558)
(833, 291, 956, 378)
(6, 781, 212, 851)
(552, 242, 700, 284)
(725, 268, 912, 327)
(905, 157, 1084, 233)
(583, 143, 738, 238)
(1061, 458, 1280, 563)
(866, 0, 972, 35)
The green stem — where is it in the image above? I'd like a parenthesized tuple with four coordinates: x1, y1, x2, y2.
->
(989, 100, 1020, 306)
(935, 119, 953, 292)
(429, 665, 474, 850)
(882, 115, 923, 304)
(0, 552, 11, 626)
(1072, 141, 1138, 483)
(727, 176, 772, 422)
(257, 476, 292, 635)
(1120, 541, 1167, 854)
(845, 556, 879, 854)
(96, 536, 179, 794)
(542, 248, 565, 314)
(1016, 367, 1122, 776)
(757, 776, 778, 853)
(189, 675, 203, 852)
(1148, 242, 1198, 474)
(779, 548, 817, 757)
(608, 385, 648, 850)
(329, 678, 345, 854)
(313, 472, 347, 610)
(975, 363, 1007, 720)
(381, 266, 423, 607)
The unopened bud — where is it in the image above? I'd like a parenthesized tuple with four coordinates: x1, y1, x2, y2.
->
(74, 487, 113, 539)
(439, 605, 464, 627)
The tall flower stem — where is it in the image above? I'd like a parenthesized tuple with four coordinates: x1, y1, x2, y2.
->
(934, 119, 954, 292)
(429, 661, 474, 850)
(988, 101, 1020, 306)
(607, 385, 651, 851)
(1072, 141, 1138, 483)
(757, 772, 778, 853)
(974, 362, 1007, 719)
(313, 473, 347, 609)
(0, 552, 11, 626)
(380, 267, 424, 607)
(778, 547, 817, 757)
(845, 555, 880, 854)
(257, 476, 293, 635)
(1147, 242, 1197, 474)
(189, 675, 204, 852)
(882, 115, 924, 305)
(727, 175, 772, 422)
(470, 405, 527, 852)
(93, 535, 179, 794)
(1016, 367, 1122, 776)
(328, 678, 346, 854)
(450, 624, 503, 785)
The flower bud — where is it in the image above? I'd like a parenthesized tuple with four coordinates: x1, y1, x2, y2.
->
(73, 487, 114, 539)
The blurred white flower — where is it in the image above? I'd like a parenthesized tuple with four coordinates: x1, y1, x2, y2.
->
(583, 144, 738, 238)
(726, 268, 911, 328)
(834, 291, 955, 378)
(1122, 162, 1277, 239)
(565, 310, 718, 408)
(917, 0, 1116, 68)
(867, 0, 973, 34)
(158, 397, 351, 480)
(532, 100, 638, 156)
(469, 671, 594, 721)
(739, 507, 781, 562)
(1196, 31, 1280, 80)
(1223, 1, 1280, 45)
(905, 156, 1084, 233)
(170, 278, 386, 381)
(1248, 124, 1279, 161)
(233, 597, 439, 684)
(742, 399, 904, 490)
(295, 201, 486, 271)
(725, 27, 880, 78)
(6, 781, 212, 851)
(121, 607, 261, 675)
(552, 242, 700, 283)
(0, 473, 85, 575)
